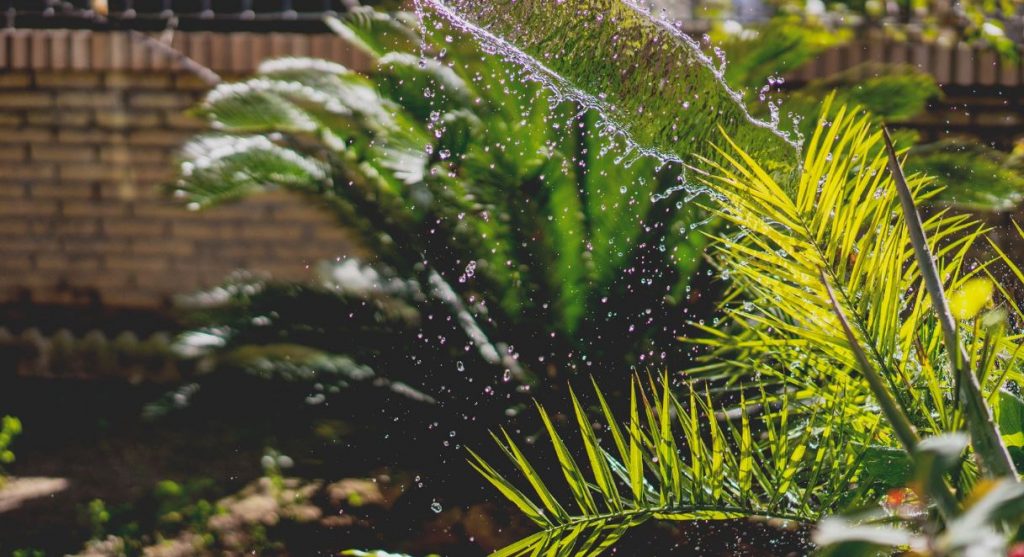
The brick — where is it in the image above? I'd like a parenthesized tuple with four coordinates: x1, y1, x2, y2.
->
(34, 72, 102, 89)
(91, 33, 109, 71)
(5, 165, 57, 180)
(128, 129, 188, 147)
(0, 256, 33, 271)
(32, 145, 97, 163)
(9, 31, 30, 70)
(131, 269, 206, 289)
(163, 111, 207, 131)
(30, 183, 97, 200)
(56, 91, 123, 108)
(98, 182, 156, 202)
(0, 219, 30, 235)
(130, 35, 149, 71)
(109, 33, 129, 70)
(1, 127, 54, 143)
(49, 30, 70, 70)
(104, 220, 167, 237)
(99, 147, 167, 165)
(133, 202, 205, 220)
(232, 225, 305, 241)
(104, 73, 173, 90)
(57, 129, 124, 144)
(0, 73, 32, 89)
(25, 110, 92, 127)
(0, 91, 53, 108)
(0, 183, 26, 199)
(70, 31, 91, 71)
(168, 222, 223, 240)
(0, 200, 57, 217)
(128, 92, 195, 109)
(36, 253, 101, 271)
(0, 233, 59, 252)
(61, 237, 131, 255)
(131, 239, 194, 257)
(99, 290, 162, 308)
(30, 33, 48, 69)
(62, 200, 130, 218)
(58, 163, 130, 182)
(106, 254, 169, 272)
(94, 109, 161, 129)
(0, 145, 27, 162)
(130, 165, 174, 183)
(46, 218, 101, 236)
(0, 113, 24, 126)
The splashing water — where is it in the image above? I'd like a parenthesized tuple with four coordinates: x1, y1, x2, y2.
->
(413, 0, 802, 191)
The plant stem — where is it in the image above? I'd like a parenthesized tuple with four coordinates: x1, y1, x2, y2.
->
(881, 127, 1018, 480)
(820, 270, 960, 520)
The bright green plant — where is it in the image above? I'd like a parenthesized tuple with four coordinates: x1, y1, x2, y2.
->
(173, 7, 712, 403)
(0, 415, 21, 486)
(469, 374, 864, 554)
(85, 498, 112, 540)
(468, 97, 1024, 555)
(421, 0, 1024, 553)
(153, 479, 220, 545)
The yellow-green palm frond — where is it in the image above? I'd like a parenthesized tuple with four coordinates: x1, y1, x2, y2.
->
(470, 375, 865, 556)
(687, 96, 1019, 460)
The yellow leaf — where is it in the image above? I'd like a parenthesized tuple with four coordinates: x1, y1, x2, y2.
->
(949, 278, 994, 320)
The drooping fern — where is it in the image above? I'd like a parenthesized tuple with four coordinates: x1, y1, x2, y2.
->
(173, 8, 714, 402)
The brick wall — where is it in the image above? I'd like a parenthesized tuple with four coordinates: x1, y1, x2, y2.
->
(1, 29, 1022, 314)
(0, 30, 371, 310)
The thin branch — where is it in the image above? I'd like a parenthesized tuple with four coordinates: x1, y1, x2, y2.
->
(128, 30, 222, 86)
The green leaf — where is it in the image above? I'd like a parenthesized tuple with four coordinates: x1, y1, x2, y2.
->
(998, 390, 1024, 449)
(422, 0, 799, 175)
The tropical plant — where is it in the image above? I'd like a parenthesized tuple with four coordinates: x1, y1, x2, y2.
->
(172, 7, 714, 406)
(469, 374, 865, 555)
(419, 0, 1024, 553)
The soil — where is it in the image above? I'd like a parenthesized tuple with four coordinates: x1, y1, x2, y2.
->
(0, 371, 812, 556)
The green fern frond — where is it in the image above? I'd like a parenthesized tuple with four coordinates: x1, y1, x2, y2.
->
(472, 374, 863, 556)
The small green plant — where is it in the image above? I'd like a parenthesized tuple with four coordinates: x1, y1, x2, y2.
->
(85, 498, 112, 540)
(153, 479, 220, 546)
(0, 415, 21, 486)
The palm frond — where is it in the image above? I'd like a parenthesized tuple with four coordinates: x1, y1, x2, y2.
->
(685, 96, 1022, 474)
(471, 374, 864, 556)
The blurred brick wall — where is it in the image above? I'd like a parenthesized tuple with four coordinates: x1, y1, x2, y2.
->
(0, 30, 370, 309)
